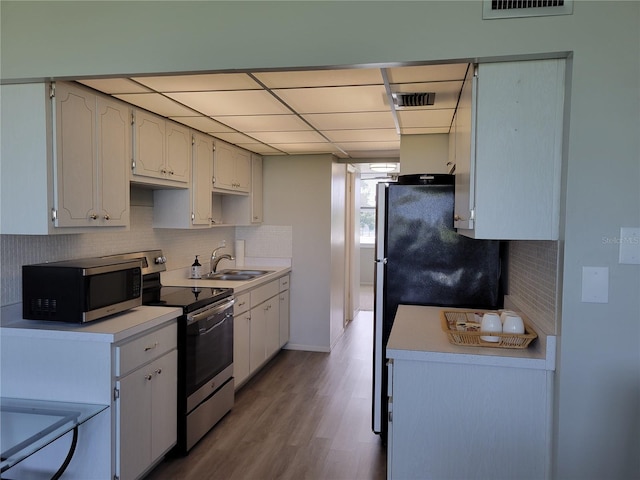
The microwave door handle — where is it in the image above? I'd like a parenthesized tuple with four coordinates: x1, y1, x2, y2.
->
(198, 314, 231, 336)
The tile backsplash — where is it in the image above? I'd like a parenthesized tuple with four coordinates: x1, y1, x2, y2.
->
(0, 204, 293, 307)
(506, 240, 560, 335)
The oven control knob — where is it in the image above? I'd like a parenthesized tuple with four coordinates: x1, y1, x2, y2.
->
(154, 256, 167, 265)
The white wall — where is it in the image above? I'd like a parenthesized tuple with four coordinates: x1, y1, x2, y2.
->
(399, 134, 450, 174)
(262, 154, 334, 352)
(1, 2, 638, 478)
(330, 162, 346, 347)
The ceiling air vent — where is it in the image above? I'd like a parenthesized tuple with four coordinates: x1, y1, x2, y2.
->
(483, 0, 573, 19)
(392, 92, 436, 109)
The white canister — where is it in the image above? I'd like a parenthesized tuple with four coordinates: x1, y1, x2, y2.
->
(235, 240, 245, 267)
(480, 313, 502, 342)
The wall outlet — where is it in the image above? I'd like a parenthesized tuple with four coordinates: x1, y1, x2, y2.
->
(619, 227, 640, 264)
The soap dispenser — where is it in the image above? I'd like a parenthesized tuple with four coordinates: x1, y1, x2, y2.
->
(191, 255, 202, 279)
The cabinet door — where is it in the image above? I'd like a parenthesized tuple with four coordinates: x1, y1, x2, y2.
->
(150, 349, 178, 460)
(117, 366, 152, 480)
(213, 142, 236, 191)
(234, 148, 251, 192)
(54, 82, 97, 227)
(265, 298, 280, 359)
(192, 132, 214, 225)
(165, 121, 190, 183)
(234, 312, 251, 387)
(97, 96, 130, 226)
(249, 305, 267, 372)
(279, 289, 290, 347)
(453, 65, 476, 230)
(134, 110, 166, 180)
(251, 154, 263, 223)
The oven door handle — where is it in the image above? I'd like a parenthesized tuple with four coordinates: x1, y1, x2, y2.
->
(187, 297, 235, 325)
(197, 313, 231, 336)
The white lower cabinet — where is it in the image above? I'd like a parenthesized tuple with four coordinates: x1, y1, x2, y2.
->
(387, 359, 551, 480)
(115, 322, 178, 480)
(233, 292, 251, 387)
(117, 349, 177, 480)
(233, 274, 290, 389)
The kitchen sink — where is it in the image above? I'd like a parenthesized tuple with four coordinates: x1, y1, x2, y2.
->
(205, 269, 272, 281)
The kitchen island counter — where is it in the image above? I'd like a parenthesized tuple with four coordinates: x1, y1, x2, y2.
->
(386, 304, 555, 480)
(387, 304, 556, 371)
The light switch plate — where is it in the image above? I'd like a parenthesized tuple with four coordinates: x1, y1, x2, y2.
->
(581, 267, 609, 303)
(619, 227, 640, 264)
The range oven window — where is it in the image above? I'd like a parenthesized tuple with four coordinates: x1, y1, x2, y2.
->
(184, 304, 233, 397)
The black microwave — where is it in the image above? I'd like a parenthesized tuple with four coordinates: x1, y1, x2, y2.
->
(22, 258, 142, 323)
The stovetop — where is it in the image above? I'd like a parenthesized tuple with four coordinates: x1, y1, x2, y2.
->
(144, 285, 233, 314)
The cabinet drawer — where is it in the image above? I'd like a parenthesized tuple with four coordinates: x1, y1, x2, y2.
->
(234, 292, 251, 315)
(279, 275, 290, 292)
(116, 323, 177, 376)
(250, 280, 279, 308)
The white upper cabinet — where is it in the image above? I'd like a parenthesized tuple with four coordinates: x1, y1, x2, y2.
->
(213, 141, 251, 193)
(455, 59, 566, 240)
(153, 130, 214, 229)
(251, 154, 263, 223)
(132, 110, 191, 187)
(0, 82, 130, 234)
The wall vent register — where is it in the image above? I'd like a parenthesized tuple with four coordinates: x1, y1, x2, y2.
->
(483, 0, 573, 19)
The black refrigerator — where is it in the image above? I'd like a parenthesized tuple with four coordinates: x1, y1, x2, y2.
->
(372, 174, 503, 438)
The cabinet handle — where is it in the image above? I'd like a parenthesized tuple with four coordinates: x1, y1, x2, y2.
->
(160, 168, 167, 174)
(168, 170, 174, 175)
(238, 301, 246, 307)
(145, 374, 153, 381)
(144, 342, 158, 351)
(155, 368, 162, 375)
(454, 214, 463, 221)
(104, 214, 110, 221)
(89, 213, 98, 220)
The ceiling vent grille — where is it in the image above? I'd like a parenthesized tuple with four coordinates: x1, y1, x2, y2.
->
(392, 92, 436, 109)
(483, 0, 573, 19)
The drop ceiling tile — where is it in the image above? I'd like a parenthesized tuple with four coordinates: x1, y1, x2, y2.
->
(235, 143, 286, 155)
(114, 93, 197, 116)
(268, 142, 341, 155)
(169, 116, 236, 134)
(213, 132, 264, 145)
(132, 73, 261, 92)
(348, 149, 400, 159)
(273, 85, 389, 114)
(336, 141, 401, 152)
(303, 112, 396, 130)
(390, 80, 464, 109)
(215, 114, 312, 133)
(165, 90, 292, 116)
(324, 129, 399, 143)
(254, 68, 383, 88)
(386, 63, 469, 84)
(77, 78, 152, 94)
(396, 109, 454, 129)
(400, 127, 452, 135)
(249, 130, 326, 144)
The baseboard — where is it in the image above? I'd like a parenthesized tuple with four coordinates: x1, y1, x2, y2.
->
(283, 343, 331, 353)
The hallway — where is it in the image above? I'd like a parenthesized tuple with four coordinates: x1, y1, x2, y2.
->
(146, 310, 386, 480)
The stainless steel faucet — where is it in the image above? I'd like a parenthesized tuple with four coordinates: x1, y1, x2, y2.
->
(210, 247, 235, 274)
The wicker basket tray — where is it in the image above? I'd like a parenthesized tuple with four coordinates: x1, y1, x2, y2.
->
(440, 310, 537, 349)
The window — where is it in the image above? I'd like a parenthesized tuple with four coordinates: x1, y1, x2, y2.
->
(359, 177, 381, 245)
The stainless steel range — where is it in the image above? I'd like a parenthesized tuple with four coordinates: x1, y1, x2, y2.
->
(104, 250, 234, 454)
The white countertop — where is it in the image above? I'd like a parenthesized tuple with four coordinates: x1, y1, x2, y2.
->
(0, 303, 182, 343)
(387, 305, 556, 371)
(161, 264, 291, 294)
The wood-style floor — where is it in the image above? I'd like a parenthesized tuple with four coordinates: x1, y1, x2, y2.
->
(146, 310, 386, 480)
